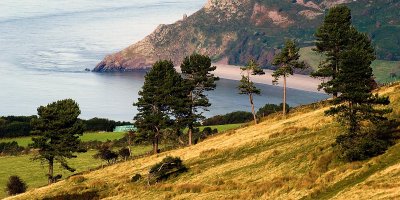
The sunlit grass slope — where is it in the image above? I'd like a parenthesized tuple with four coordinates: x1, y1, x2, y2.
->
(7, 83, 400, 200)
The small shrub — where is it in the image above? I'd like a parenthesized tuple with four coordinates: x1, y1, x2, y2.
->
(6, 175, 27, 195)
(93, 146, 118, 164)
(118, 148, 130, 161)
(131, 174, 142, 183)
(148, 156, 187, 185)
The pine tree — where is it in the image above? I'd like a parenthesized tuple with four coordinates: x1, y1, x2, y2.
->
(272, 40, 306, 116)
(180, 53, 219, 145)
(29, 99, 84, 184)
(134, 60, 182, 154)
(238, 59, 264, 124)
(326, 27, 395, 161)
(312, 5, 352, 98)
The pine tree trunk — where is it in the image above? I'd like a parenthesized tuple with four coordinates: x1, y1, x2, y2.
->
(188, 125, 193, 146)
(48, 158, 54, 185)
(152, 137, 159, 154)
(188, 91, 193, 146)
(249, 94, 257, 124)
(283, 75, 287, 117)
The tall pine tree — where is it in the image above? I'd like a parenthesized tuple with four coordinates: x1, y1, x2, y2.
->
(326, 27, 395, 161)
(180, 53, 219, 145)
(134, 60, 183, 154)
(30, 99, 84, 184)
(272, 40, 306, 116)
(312, 5, 352, 98)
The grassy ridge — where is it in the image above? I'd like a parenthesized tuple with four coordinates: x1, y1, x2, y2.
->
(7, 83, 399, 200)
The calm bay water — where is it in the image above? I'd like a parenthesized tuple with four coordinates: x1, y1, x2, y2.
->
(0, 0, 328, 121)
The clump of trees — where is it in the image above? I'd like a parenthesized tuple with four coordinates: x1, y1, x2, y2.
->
(134, 54, 219, 154)
(148, 156, 187, 185)
(0, 116, 36, 138)
(6, 175, 27, 196)
(257, 103, 289, 118)
(202, 111, 253, 126)
(82, 118, 132, 132)
(29, 99, 84, 184)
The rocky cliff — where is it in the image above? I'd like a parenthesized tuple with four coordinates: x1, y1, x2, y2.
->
(94, 0, 400, 72)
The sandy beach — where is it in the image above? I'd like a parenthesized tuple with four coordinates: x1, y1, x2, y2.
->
(177, 64, 324, 93)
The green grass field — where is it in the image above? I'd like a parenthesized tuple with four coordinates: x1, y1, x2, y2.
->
(1, 124, 243, 147)
(0, 145, 154, 199)
(300, 46, 400, 83)
(0, 132, 126, 147)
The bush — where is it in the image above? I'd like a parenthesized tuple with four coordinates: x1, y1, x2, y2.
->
(93, 146, 118, 164)
(118, 148, 130, 160)
(148, 156, 187, 185)
(6, 176, 27, 195)
(131, 174, 142, 183)
(257, 103, 290, 118)
(0, 141, 24, 155)
(203, 111, 253, 126)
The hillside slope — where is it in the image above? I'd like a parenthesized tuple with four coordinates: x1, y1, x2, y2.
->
(8, 83, 400, 200)
(94, 0, 400, 72)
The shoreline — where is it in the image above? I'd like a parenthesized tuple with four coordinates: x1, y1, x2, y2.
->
(176, 64, 325, 93)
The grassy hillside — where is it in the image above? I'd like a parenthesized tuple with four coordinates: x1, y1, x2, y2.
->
(7, 83, 400, 200)
(300, 46, 400, 83)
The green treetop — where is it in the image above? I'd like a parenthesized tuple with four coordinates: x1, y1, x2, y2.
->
(272, 40, 306, 116)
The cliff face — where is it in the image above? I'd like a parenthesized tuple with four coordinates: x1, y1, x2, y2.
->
(94, 0, 400, 72)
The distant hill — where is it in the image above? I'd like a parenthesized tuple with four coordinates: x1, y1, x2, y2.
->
(94, 0, 400, 72)
(8, 83, 400, 200)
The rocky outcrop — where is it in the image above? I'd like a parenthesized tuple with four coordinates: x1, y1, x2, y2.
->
(93, 0, 400, 72)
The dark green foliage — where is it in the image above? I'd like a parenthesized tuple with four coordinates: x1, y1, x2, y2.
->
(0, 116, 36, 138)
(257, 103, 290, 118)
(335, 120, 399, 161)
(131, 174, 142, 183)
(134, 60, 183, 153)
(94, 146, 118, 164)
(82, 118, 131, 132)
(272, 40, 306, 83)
(148, 156, 187, 185)
(118, 147, 130, 160)
(312, 5, 352, 97)
(202, 111, 253, 126)
(29, 99, 84, 184)
(180, 53, 219, 145)
(0, 141, 24, 155)
(6, 175, 27, 195)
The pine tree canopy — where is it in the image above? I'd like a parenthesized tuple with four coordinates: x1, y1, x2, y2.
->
(30, 99, 84, 172)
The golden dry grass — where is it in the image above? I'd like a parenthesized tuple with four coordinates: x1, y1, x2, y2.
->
(6, 83, 400, 200)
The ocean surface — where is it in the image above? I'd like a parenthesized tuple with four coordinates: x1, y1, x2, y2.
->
(0, 0, 328, 121)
